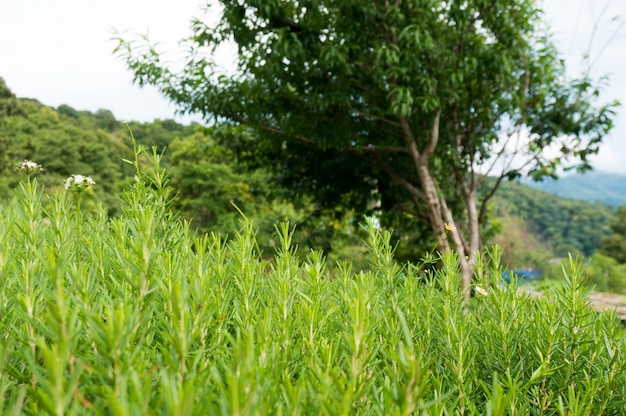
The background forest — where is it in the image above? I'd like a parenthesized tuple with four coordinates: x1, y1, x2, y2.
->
(2, 77, 626, 293)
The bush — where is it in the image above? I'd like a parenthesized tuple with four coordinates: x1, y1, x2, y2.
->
(539, 253, 626, 294)
(1, 148, 625, 414)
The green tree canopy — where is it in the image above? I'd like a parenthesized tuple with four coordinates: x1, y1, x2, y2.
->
(116, 0, 617, 301)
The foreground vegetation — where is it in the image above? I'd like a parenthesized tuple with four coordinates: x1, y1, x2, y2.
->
(1, 148, 625, 414)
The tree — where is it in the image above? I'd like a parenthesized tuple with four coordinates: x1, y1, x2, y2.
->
(116, 0, 617, 303)
(0, 78, 18, 118)
(122, 118, 199, 161)
(583, 253, 626, 294)
(168, 126, 371, 267)
(94, 109, 120, 132)
(57, 104, 81, 119)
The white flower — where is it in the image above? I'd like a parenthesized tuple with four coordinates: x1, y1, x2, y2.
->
(16, 159, 43, 175)
(475, 286, 488, 296)
(65, 174, 96, 192)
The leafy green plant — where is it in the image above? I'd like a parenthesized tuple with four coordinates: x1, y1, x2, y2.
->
(540, 253, 626, 294)
(1, 142, 625, 414)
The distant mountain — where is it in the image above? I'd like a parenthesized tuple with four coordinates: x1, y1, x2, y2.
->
(524, 171, 626, 206)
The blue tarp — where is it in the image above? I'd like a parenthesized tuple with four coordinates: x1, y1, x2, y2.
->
(501, 269, 541, 283)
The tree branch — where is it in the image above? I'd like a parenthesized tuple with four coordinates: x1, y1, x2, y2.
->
(478, 173, 505, 224)
(399, 116, 423, 164)
(232, 115, 319, 146)
(395, 201, 430, 220)
(352, 109, 402, 127)
(377, 158, 427, 202)
(423, 109, 442, 159)
(233, 115, 407, 153)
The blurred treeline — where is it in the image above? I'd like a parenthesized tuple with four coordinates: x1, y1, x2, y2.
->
(1, 77, 626, 290)
(0, 78, 370, 268)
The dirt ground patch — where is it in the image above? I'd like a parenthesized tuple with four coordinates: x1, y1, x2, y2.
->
(589, 292, 626, 322)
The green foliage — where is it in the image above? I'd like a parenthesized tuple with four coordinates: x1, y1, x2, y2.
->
(0, 79, 373, 266)
(124, 118, 199, 160)
(56, 104, 81, 120)
(601, 205, 626, 264)
(490, 179, 614, 258)
(168, 126, 371, 268)
(0, 80, 204, 216)
(1, 146, 626, 414)
(168, 128, 294, 249)
(0, 87, 132, 212)
(116, 0, 618, 266)
(93, 109, 119, 132)
(0, 77, 18, 175)
(539, 254, 626, 294)
(584, 254, 626, 293)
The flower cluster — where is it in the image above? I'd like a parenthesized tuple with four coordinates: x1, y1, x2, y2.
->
(16, 159, 43, 176)
(64, 174, 95, 192)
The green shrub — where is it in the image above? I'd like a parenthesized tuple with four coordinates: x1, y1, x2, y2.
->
(539, 254, 626, 295)
(1, 146, 625, 415)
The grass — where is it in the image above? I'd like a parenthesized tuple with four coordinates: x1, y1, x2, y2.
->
(1, 146, 625, 415)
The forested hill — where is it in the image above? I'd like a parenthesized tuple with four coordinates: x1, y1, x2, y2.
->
(524, 171, 626, 206)
(489, 179, 615, 266)
(0, 78, 199, 214)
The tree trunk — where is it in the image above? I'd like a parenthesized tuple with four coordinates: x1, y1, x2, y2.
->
(462, 188, 480, 306)
(416, 164, 450, 252)
(400, 113, 476, 307)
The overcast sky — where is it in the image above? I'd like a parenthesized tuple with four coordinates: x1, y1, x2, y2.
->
(1, 0, 625, 173)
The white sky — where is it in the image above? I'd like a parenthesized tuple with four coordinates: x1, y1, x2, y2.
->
(1, 0, 625, 173)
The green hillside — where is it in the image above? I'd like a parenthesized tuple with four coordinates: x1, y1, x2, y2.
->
(0, 77, 199, 214)
(525, 171, 626, 206)
(485, 178, 616, 268)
